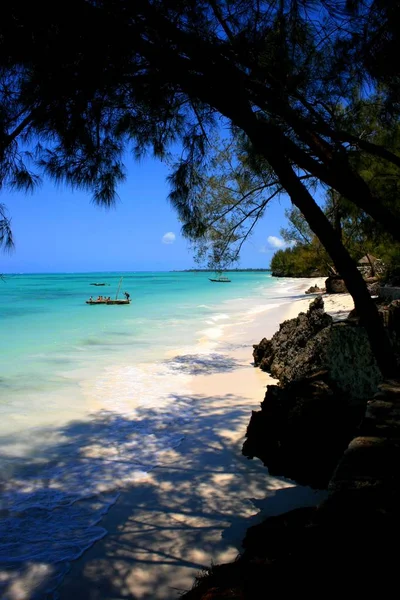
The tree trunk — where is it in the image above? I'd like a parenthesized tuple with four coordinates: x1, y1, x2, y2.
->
(270, 159, 396, 377)
(331, 191, 342, 241)
(255, 103, 400, 244)
(174, 67, 397, 374)
(243, 125, 397, 377)
(249, 114, 400, 243)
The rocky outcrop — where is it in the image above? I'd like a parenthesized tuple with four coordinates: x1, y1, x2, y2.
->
(252, 337, 273, 371)
(367, 280, 380, 296)
(249, 298, 399, 488)
(182, 507, 319, 599)
(252, 296, 331, 380)
(182, 380, 400, 599)
(305, 284, 325, 294)
(326, 321, 383, 399)
(252, 297, 382, 399)
(325, 276, 347, 293)
(379, 299, 400, 337)
(247, 297, 386, 489)
(242, 375, 363, 488)
(347, 299, 400, 353)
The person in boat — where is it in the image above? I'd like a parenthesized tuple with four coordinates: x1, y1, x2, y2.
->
(89, 296, 93, 302)
(124, 291, 130, 300)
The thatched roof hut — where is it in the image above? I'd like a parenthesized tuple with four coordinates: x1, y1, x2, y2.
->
(358, 254, 380, 265)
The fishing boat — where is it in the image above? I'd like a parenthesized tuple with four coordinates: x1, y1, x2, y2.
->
(86, 277, 131, 305)
(209, 273, 231, 283)
(90, 282, 110, 286)
(86, 299, 130, 305)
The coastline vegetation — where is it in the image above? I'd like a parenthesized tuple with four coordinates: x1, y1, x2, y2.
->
(172, 268, 271, 272)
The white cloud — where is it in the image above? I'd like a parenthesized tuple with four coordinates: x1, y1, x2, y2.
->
(262, 236, 296, 252)
(267, 235, 287, 249)
(162, 232, 176, 244)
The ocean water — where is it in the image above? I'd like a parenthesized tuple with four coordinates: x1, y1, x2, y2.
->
(0, 271, 301, 599)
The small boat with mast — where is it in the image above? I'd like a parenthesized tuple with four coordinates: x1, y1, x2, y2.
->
(90, 282, 110, 286)
(209, 271, 231, 283)
(86, 277, 131, 305)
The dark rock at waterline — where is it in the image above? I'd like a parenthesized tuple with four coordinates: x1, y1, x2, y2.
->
(242, 506, 318, 558)
(347, 299, 400, 353)
(181, 380, 400, 600)
(181, 503, 399, 599)
(242, 376, 362, 488)
(252, 296, 382, 399)
(325, 276, 347, 293)
(305, 284, 325, 294)
(252, 295, 331, 381)
(247, 296, 383, 488)
(252, 337, 273, 370)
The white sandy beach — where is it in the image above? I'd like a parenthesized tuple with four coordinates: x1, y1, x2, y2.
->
(57, 280, 354, 600)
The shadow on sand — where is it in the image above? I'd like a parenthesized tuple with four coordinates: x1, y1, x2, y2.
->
(0, 390, 324, 600)
(167, 353, 242, 375)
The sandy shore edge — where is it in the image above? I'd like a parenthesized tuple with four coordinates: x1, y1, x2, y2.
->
(58, 279, 352, 600)
(283, 277, 354, 320)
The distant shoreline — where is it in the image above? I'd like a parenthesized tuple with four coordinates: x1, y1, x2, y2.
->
(171, 268, 272, 272)
(2, 269, 272, 275)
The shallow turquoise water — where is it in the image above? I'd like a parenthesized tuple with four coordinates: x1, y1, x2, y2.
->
(1, 271, 275, 379)
(0, 271, 288, 422)
(0, 271, 299, 599)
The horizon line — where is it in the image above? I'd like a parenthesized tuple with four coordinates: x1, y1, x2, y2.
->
(2, 268, 272, 275)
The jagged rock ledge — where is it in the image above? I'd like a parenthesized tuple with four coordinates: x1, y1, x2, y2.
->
(242, 374, 364, 488)
(252, 296, 381, 397)
(305, 283, 325, 294)
(245, 297, 387, 487)
(245, 297, 400, 488)
(181, 378, 400, 598)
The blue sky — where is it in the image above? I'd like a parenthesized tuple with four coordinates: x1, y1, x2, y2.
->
(1, 155, 293, 273)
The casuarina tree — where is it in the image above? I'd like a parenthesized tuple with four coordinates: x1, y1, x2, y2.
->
(0, 0, 399, 374)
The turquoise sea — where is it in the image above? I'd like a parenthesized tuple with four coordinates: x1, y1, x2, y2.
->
(0, 271, 301, 599)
